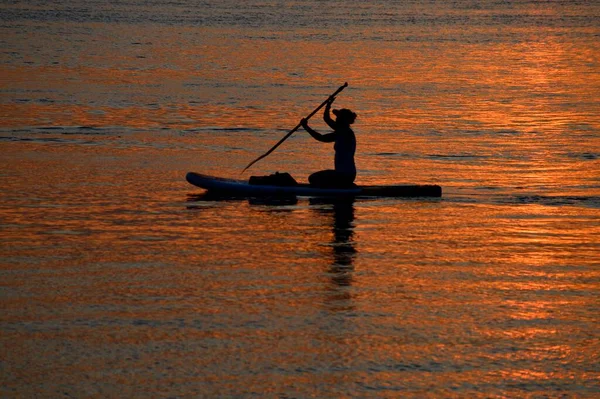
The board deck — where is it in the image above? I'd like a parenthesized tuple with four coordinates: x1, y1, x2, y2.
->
(186, 172, 442, 198)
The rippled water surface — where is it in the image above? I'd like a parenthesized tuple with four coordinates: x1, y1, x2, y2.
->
(1, 0, 599, 397)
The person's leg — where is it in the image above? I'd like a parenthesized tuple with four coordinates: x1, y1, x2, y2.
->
(308, 170, 337, 187)
(309, 170, 355, 187)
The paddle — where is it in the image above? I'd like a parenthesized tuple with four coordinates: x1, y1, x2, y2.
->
(242, 82, 348, 173)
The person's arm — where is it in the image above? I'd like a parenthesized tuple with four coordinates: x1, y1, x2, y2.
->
(323, 97, 337, 129)
(301, 118, 336, 143)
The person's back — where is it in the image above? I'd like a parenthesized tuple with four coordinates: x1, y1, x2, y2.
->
(333, 124, 356, 180)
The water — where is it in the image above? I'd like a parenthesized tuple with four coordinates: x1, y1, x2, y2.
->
(1, 0, 599, 397)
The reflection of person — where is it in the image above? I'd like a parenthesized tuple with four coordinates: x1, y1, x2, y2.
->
(330, 200, 356, 286)
(311, 198, 356, 287)
(300, 96, 357, 188)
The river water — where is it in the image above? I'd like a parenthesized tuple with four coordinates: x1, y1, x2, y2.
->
(1, 0, 599, 397)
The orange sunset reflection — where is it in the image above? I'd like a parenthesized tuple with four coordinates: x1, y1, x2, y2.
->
(2, 2, 599, 396)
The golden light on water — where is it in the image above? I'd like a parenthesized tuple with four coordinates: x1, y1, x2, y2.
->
(2, 1, 599, 396)
(3, 22, 598, 136)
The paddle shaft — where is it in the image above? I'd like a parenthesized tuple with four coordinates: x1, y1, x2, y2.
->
(242, 82, 348, 173)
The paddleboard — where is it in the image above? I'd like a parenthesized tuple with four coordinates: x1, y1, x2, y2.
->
(186, 172, 442, 198)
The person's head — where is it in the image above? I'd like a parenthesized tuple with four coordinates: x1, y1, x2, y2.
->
(333, 108, 357, 126)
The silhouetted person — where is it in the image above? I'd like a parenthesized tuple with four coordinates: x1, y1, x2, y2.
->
(300, 96, 357, 188)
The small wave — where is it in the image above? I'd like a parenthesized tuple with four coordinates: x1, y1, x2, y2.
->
(34, 126, 110, 135)
(501, 194, 600, 208)
(446, 187, 600, 209)
(0, 136, 100, 145)
(566, 152, 598, 160)
(216, 127, 258, 132)
(372, 152, 415, 158)
(377, 152, 398, 156)
(183, 127, 262, 133)
(449, 129, 537, 138)
(428, 153, 487, 160)
(0, 126, 119, 143)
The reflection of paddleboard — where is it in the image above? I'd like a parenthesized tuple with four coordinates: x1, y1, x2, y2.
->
(186, 172, 442, 198)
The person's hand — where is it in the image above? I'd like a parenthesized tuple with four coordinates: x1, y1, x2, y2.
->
(326, 96, 336, 106)
(300, 118, 308, 128)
